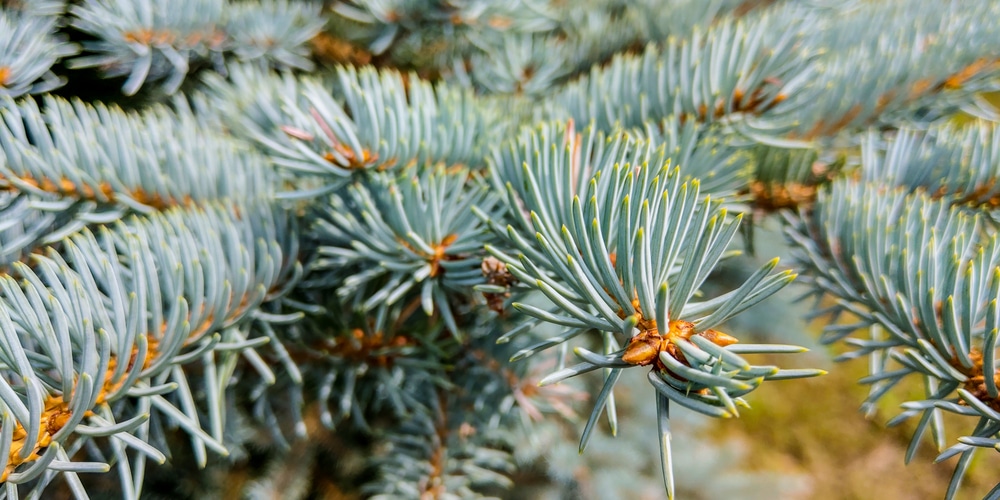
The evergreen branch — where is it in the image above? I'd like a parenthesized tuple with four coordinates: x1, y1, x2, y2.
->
(459, 0, 738, 97)
(259, 297, 431, 436)
(202, 64, 503, 188)
(0, 8, 78, 97)
(330, 0, 559, 60)
(751, 0, 1000, 139)
(0, 202, 296, 497)
(254, 295, 567, 497)
(3, 1, 997, 497)
(308, 163, 502, 336)
(863, 121, 1000, 209)
(0, 95, 272, 238)
(639, 118, 756, 199)
(787, 179, 1000, 497)
(788, 179, 989, 359)
(486, 121, 753, 239)
(1, 0, 66, 17)
(552, 14, 815, 133)
(485, 121, 815, 500)
(222, 0, 325, 72)
(631, 0, 747, 42)
(68, 0, 323, 95)
(358, 323, 558, 499)
(0, 192, 86, 267)
(328, 0, 750, 93)
(69, 0, 226, 95)
(467, 33, 572, 96)
(361, 391, 514, 499)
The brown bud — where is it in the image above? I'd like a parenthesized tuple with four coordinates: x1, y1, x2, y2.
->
(622, 331, 663, 366)
(481, 257, 514, 286)
(698, 329, 739, 347)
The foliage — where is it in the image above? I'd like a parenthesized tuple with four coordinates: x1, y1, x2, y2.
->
(1, 0, 1000, 499)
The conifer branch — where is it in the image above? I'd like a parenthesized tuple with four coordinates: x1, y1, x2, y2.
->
(2, 1, 997, 497)
(1, 0, 66, 17)
(68, 0, 323, 95)
(0, 202, 297, 497)
(483, 121, 818, 499)
(0, 7, 77, 97)
(748, 0, 1000, 139)
(553, 16, 815, 133)
(0, 95, 272, 210)
(786, 179, 1000, 496)
(639, 119, 756, 199)
(362, 390, 515, 499)
(0, 95, 274, 265)
(863, 121, 1000, 209)
(329, 0, 559, 64)
(308, 163, 502, 335)
(0, 192, 84, 268)
(358, 325, 559, 499)
(327, 0, 752, 93)
(467, 34, 572, 96)
(202, 65, 504, 189)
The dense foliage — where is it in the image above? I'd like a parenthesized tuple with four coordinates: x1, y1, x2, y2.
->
(2, 0, 1000, 498)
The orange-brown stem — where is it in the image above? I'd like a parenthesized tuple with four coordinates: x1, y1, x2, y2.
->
(0, 172, 197, 211)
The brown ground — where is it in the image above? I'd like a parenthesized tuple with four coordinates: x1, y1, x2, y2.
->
(717, 350, 1000, 500)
